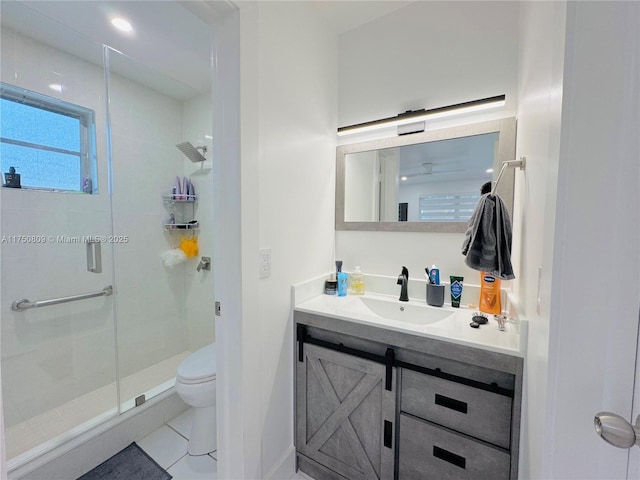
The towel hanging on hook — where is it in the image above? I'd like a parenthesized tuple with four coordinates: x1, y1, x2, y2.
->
(462, 192, 514, 280)
(462, 157, 525, 280)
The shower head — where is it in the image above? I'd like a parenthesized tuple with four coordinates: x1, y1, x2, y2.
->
(176, 142, 207, 163)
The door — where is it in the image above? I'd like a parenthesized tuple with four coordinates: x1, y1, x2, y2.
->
(0, 30, 118, 461)
(545, 2, 639, 478)
(296, 343, 395, 480)
(593, 308, 640, 478)
(630, 346, 640, 477)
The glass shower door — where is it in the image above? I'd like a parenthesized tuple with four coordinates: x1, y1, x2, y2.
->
(0, 5, 118, 464)
(105, 48, 214, 414)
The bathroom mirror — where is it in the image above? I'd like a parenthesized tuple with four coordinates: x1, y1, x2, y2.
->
(336, 117, 516, 232)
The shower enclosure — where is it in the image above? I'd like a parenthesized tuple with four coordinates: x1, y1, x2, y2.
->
(0, 1, 214, 468)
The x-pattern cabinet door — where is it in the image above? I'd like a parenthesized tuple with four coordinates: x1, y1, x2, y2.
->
(296, 343, 395, 480)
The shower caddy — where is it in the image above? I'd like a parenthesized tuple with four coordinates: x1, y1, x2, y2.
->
(163, 194, 199, 231)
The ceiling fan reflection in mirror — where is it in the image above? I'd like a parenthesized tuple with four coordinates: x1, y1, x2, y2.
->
(401, 162, 466, 180)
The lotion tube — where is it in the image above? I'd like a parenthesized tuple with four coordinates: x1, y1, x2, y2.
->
(450, 276, 464, 308)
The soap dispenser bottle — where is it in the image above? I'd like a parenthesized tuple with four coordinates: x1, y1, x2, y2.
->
(350, 266, 365, 295)
(336, 261, 348, 297)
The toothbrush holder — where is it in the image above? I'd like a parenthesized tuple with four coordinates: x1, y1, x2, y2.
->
(426, 284, 445, 307)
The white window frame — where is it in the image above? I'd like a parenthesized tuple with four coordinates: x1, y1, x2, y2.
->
(0, 82, 97, 193)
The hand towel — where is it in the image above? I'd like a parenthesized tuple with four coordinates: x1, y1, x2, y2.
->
(461, 193, 515, 280)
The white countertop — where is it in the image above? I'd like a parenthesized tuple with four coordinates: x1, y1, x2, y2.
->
(294, 292, 526, 358)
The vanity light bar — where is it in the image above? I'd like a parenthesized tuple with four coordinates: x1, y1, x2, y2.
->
(337, 95, 506, 137)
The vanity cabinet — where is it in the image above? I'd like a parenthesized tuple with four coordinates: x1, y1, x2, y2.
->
(296, 342, 396, 480)
(294, 311, 523, 480)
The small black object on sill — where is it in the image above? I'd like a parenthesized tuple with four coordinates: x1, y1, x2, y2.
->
(3, 167, 21, 188)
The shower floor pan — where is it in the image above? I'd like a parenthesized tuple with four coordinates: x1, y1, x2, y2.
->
(6, 351, 190, 464)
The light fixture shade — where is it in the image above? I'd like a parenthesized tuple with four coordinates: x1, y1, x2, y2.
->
(337, 95, 506, 137)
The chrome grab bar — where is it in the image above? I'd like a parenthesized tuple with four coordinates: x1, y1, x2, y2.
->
(11, 285, 113, 312)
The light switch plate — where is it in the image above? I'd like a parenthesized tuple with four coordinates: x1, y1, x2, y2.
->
(259, 248, 271, 279)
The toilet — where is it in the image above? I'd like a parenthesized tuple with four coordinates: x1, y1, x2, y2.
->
(175, 343, 217, 455)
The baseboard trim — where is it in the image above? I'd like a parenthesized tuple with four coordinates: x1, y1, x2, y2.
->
(265, 445, 296, 480)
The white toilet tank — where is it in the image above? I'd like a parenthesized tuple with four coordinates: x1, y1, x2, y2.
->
(177, 343, 216, 384)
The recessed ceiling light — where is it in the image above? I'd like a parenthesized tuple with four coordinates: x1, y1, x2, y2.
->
(48, 83, 63, 92)
(486, 168, 494, 173)
(111, 17, 133, 33)
(401, 176, 408, 181)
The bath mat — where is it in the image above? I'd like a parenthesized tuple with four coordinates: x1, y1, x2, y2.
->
(77, 442, 171, 480)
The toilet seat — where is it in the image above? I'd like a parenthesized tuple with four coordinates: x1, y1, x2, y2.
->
(177, 344, 216, 384)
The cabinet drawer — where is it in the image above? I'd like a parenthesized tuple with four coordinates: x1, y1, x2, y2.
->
(400, 368, 512, 448)
(398, 413, 510, 480)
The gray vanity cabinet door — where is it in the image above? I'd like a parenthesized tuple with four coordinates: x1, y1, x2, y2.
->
(296, 343, 395, 480)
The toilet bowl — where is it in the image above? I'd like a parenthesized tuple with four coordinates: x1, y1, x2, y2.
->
(175, 343, 216, 455)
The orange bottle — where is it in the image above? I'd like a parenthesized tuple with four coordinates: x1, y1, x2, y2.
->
(479, 273, 502, 315)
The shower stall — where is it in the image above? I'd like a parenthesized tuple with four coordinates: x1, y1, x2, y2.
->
(0, 1, 214, 469)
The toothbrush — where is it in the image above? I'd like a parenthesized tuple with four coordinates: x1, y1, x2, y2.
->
(425, 267, 433, 284)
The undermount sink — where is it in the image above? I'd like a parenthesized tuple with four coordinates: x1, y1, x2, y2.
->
(359, 297, 454, 325)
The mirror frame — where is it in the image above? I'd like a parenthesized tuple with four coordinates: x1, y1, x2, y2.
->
(336, 117, 517, 233)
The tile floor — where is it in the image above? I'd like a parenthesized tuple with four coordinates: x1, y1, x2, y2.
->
(138, 408, 218, 479)
(291, 472, 315, 480)
(138, 407, 316, 480)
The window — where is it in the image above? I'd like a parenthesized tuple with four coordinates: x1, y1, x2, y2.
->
(419, 192, 480, 222)
(0, 82, 97, 193)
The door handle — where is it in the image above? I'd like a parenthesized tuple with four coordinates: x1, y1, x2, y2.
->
(594, 411, 640, 448)
(86, 239, 102, 273)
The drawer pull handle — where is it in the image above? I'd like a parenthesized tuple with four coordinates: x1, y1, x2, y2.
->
(435, 393, 468, 414)
(433, 445, 466, 469)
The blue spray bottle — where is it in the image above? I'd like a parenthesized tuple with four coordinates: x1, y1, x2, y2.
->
(336, 261, 348, 297)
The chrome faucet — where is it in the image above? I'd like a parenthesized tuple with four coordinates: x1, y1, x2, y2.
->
(197, 256, 211, 272)
(397, 266, 409, 302)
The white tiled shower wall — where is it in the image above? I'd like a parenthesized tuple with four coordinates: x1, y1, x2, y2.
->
(0, 27, 214, 436)
(1, 27, 118, 428)
(181, 92, 215, 352)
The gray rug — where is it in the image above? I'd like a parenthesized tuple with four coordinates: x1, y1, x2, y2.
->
(77, 443, 171, 480)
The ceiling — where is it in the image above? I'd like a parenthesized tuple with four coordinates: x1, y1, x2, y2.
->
(309, 1, 414, 34)
(1, 0, 213, 99)
(0, 1, 414, 99)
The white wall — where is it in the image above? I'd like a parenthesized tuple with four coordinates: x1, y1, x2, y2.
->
(513, 1, 567, 477)
(336, 1, 519, 287)
(338, 2, 519, 129)
(344, 150, 377, 222)
(226, 2, 338, 478)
